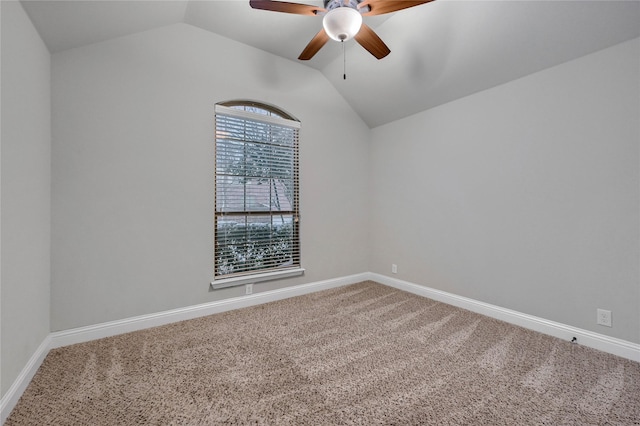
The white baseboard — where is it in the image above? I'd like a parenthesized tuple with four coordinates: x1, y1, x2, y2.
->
(1, 335, 51, 424)
(50, 272, 368, 349)
(3, 271, 639, 424)
(370, 272, 640, 363)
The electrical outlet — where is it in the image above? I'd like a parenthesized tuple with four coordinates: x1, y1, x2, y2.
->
(391, 264, 397, 274)
(597, 308, 612, 327)
(245, 283, 253, 295)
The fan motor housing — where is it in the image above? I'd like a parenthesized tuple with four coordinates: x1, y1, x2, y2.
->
(324, 0, 366, 13)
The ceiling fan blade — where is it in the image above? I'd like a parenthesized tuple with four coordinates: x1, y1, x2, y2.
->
(250, 0, 325, 16)
(358, 0, 434, 16)
(298, 28, 330, 60)
(354, 23, 390, 59)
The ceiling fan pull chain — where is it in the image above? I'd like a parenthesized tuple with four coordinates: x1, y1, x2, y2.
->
(343, 40, 346, 80)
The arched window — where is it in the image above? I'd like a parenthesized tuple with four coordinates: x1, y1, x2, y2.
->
(212, 100, 302, 287)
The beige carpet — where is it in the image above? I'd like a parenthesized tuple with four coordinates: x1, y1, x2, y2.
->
(6, 281, 640, 425)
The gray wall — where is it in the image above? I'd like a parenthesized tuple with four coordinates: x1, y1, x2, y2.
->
(370, 38, 640, 343)
(51, 23, 371, 331)
(1, 1, 52, 397)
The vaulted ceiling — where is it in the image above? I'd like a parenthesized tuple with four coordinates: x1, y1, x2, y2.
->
(20, 0, 640, 128)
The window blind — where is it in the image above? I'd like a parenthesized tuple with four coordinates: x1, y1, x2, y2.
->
(214, 104, 300, 279)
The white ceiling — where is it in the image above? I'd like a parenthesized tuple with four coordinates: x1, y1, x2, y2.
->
(20, 0, 640, 128)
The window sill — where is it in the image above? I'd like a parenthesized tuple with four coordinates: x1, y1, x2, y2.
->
(210, 267, 305, 290)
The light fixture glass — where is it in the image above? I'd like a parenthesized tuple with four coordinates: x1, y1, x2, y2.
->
(322, 7, 363, 42)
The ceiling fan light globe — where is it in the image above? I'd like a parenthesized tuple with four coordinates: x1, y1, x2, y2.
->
(322, 7, 362, 42)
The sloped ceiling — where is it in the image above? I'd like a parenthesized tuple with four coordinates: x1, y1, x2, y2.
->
(20, 0, 640, 128)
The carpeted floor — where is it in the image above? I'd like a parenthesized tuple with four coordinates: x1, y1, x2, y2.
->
(6, 281, 640, 425)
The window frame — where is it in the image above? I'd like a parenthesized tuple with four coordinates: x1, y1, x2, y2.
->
(211, 101, 303, 289)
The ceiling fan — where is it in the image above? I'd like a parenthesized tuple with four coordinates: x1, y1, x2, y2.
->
(249, 0, 434, 61)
